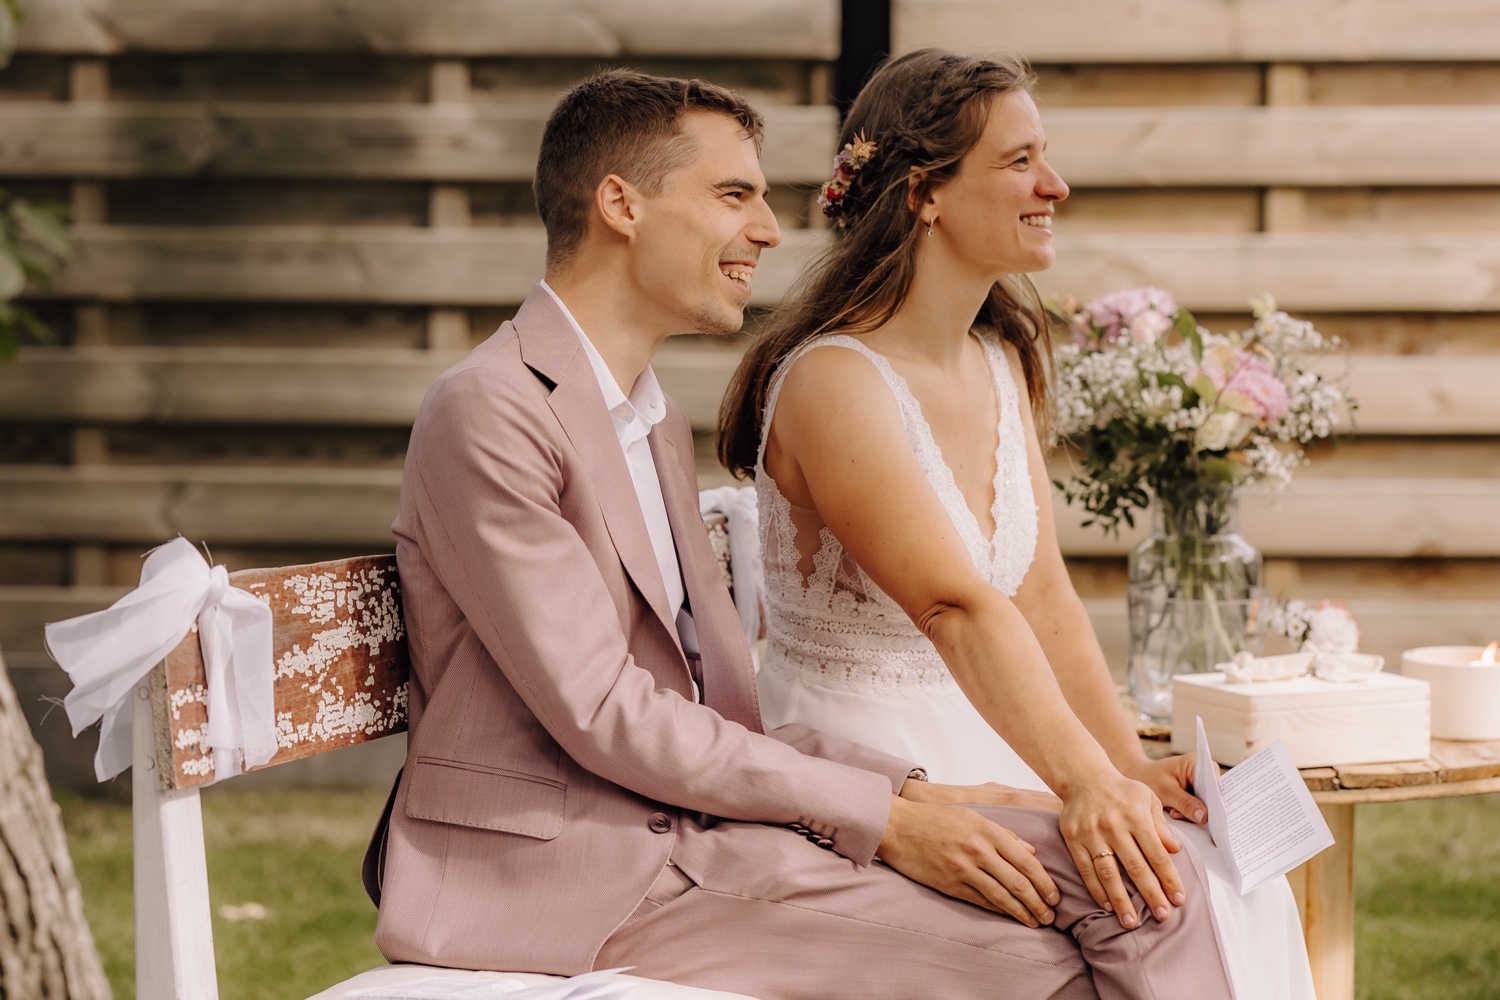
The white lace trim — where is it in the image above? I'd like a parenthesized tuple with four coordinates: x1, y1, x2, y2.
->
(756, 333, 1039, 695)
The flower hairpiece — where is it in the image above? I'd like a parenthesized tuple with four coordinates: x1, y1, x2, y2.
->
(817, 132, 878, 220)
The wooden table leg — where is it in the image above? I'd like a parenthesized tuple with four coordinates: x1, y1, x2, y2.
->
(1301, 802, 1356, 1000)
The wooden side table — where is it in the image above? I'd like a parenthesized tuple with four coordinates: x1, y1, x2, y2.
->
(1142, 731, 1500, 1000)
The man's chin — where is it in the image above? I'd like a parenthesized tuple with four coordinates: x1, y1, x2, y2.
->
(689, 301, 747, 337)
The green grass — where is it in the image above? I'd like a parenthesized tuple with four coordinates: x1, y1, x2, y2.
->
(57, 788, 1500, 999)
(58, 786, 389, 1000)
(1353, 793, 1500, 1000)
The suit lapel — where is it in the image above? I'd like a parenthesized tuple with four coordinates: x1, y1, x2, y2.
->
(514, 287, 684, 653)
(651, 423, 765, 734)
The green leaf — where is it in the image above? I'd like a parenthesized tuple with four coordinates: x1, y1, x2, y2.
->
(1175, 307, 1202, 362)
(12, 199, 72, 258)
(0, 245, 25, 300)
(1200, 456, 1241, 484)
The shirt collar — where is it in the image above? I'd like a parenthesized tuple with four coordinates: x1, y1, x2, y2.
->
(539, 280, 665, 434)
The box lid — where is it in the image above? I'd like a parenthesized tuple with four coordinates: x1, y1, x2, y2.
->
(1173, 671, 1430, 711)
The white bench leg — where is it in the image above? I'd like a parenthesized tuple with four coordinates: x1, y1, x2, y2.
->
(134, 674, 220, 1000)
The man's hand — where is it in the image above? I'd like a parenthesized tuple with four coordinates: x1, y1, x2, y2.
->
(901, 778, 1062, 813)
(1120, 753, 1209, 825)
(1057, 772, 1185, 930)
(876, 795, 1060, 928)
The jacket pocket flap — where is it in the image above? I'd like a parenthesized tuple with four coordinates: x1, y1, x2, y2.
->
(404, 757, 565, 840)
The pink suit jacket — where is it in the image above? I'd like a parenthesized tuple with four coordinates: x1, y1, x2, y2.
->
(369, 286, 914, 974)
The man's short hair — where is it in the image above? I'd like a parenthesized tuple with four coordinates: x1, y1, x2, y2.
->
(534, 69, 764, 269)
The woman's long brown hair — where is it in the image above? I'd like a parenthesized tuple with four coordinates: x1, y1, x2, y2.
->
(717, 48, 1053, 480)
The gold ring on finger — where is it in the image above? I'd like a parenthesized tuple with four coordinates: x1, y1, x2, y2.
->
(1090, 848, 1115, 861)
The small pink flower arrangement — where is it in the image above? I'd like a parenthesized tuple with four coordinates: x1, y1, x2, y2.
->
(1050, 288, 1349, 533)
(817, 133, 878, 220)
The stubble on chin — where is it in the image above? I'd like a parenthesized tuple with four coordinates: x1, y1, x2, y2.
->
(688, 301, 746, 337)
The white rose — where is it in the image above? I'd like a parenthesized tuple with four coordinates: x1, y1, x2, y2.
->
(1194, 409, 1239, 451)
(1306, 605, 1361, 653)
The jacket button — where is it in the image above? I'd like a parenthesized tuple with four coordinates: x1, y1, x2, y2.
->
(648, 812, 673, 834)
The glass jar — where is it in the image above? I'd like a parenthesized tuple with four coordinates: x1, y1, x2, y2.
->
(1127, 486, 1267, 722)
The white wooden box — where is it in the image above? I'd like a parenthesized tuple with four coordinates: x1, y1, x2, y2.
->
(1170, 672, 1431, 768)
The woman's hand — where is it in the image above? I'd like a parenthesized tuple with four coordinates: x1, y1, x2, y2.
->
(1057, 771, 1185, 929)
(1120, 754, 1209, 825)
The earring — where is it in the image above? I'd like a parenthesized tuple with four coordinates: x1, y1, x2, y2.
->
(926, 218, 935, 237)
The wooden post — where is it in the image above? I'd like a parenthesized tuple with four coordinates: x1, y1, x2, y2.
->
(0, 646, 111, 999)
(427, 59, 473, 351)
(133, 669, 219, 999)
(1263, 64, 1310, 233)
(1301, 802, 1356, 1000)
(68, 58, 111, 589)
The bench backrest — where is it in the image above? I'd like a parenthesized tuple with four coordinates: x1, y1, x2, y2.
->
(143, 513, 734, 790)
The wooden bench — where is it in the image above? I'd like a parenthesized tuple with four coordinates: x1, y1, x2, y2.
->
(131, 515, 751, 999)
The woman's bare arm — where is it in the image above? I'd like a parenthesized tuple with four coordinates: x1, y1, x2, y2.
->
(1004, 346, 1209, 824)
(769, 344, 1187, 926)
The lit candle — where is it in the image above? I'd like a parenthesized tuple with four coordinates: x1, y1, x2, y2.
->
(1402, 644, 1500, 741)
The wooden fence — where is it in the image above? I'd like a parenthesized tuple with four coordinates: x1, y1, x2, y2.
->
(2, 0, 1498, 706)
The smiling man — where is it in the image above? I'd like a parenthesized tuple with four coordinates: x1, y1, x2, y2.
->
(364, 70, 1232, 1000)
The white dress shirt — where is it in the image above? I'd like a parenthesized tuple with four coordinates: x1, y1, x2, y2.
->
(539, 281, 700, 665)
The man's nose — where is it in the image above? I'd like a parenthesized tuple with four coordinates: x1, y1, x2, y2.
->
(750, 198, 782, 249)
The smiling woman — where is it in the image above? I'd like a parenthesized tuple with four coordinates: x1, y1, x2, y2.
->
(717, 47, 1317, 998)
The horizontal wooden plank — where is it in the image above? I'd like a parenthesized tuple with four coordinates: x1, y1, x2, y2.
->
(1036, 234, 1500, 313)
(1318, 355, 1500, 436)
(895, 0, 1500, 62)
(1043, 107, 1500, 187)
(4, 467, 1499, 559)
(0, 465, 403, 545)
(0, 347, 460, 425)
(8, 104, 1499, 188)
(34, 226, 821, 306)
(17, 0, 839, 58)
(3, 348, 1497, 438)
(30, 228, 1500, 312)
(1059, 479, 1500, 558)
(0, 103, 837, 185)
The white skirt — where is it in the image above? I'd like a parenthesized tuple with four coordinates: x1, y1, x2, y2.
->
(759, 664, 1316, 1000)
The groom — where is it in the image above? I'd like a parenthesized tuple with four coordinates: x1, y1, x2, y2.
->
(365, 69, 1233, 998)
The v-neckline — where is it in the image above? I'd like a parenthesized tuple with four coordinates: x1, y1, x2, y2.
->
(860, 334, 1009, 566)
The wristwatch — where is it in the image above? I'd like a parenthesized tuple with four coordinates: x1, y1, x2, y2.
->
(906, 767, 929, 783)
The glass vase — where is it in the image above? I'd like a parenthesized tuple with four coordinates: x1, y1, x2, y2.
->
(1126, 487, 1268, 722)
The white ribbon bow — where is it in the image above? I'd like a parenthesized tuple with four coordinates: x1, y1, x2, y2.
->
(46, 536, 278, 783)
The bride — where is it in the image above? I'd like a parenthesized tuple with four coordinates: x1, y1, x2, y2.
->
(718, 48, 1314, 998)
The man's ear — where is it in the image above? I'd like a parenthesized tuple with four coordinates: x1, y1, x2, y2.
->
(596, 173, 643, 240)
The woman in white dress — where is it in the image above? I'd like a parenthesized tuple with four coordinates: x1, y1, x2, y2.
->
(717, 49, 1314, 998)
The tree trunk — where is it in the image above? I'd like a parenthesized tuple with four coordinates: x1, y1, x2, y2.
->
(0, 645, 111, 999)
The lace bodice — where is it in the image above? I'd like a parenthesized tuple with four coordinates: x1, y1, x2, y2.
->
(756, 333, 1039, 695)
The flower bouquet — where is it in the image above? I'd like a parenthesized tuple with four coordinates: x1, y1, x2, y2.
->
(1049, 286, 1351, 718)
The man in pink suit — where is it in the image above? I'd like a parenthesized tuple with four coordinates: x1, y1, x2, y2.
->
(364, 70, 1235, 999)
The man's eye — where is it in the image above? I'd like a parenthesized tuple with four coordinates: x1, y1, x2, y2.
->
(1012, 156, 1031, 168)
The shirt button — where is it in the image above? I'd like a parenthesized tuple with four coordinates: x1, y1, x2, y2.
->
(648, 812, 673, 834)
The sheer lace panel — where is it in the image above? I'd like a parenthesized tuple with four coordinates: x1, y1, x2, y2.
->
(756, 333, 1039, 695)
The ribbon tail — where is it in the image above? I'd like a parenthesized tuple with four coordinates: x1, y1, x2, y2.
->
(226, 590, 277, 770)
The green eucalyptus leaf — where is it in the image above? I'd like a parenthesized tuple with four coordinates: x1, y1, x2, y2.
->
(1175, 308, 1203, 362)
(0, 246, 26, 300)
(13, 199, 72, 258)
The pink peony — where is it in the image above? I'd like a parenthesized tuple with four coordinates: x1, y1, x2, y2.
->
(1080, 286, 1178, 343)
(1195, 349, 1290, 422)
